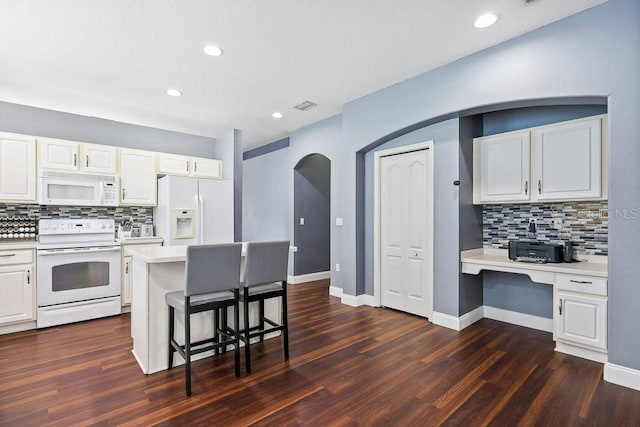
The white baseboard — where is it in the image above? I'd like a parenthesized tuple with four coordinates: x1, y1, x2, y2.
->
(0, 320, 36, 336)
(605, 363, 640, 391)
(555, 341, 607, 363)
(288, 270, 330, 284)
(484, 306, 553, 333)
(329, 286, 343, 298)
(431, 306, 484, 331)
(340, 293, 375, 307)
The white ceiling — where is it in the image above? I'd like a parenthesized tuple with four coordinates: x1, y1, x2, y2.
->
(0, 0, 607, 150)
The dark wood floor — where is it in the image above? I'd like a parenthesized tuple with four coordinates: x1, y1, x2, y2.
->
(1, 280, 639, 426)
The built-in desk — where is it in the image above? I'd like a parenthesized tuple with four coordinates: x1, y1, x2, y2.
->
(461, 248, 609, 363)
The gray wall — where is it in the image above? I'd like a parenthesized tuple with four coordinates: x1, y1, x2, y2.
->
(0, 101, 216, 157)
(214, 129, 243, 241)
(243, 0, 640, 371)
(293, 154, 331, 275)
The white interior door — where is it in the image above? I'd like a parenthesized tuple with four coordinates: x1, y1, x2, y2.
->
(380, 148, 433, 318)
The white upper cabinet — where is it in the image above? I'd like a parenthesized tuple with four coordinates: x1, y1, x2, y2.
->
(39, 138, 79, 170)
(474, 131, 530, 203)
(535, 117, 602, 200)
(158, 153, 223, 179)
(120, 149, 157, 206)
(191, 157, 222, 179)
(83, 143, 118, 174)
(157, 153, 191, 176)
(39, 138, 118, 174)
(473, 115, 606, 204)
(0, 132, 37, 203)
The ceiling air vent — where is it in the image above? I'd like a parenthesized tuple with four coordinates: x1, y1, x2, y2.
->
(293, 100, 317, 111)
(523, 0, 539, 4)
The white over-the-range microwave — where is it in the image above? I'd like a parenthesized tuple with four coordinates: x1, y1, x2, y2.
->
(39, 171, 120, 206)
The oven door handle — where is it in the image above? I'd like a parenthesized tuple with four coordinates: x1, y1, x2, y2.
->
(37, 246, 121, 255)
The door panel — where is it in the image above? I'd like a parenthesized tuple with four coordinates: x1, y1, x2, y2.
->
(380, 148, 433, 318)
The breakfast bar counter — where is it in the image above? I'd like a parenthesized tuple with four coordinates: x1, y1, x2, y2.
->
(127, 243, 296, 374)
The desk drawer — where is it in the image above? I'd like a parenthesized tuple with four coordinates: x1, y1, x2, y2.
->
(0, 249, 32, 266)
(556, 274, 607, 296)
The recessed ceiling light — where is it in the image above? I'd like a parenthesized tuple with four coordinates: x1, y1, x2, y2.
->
(272, 112, 284, 119)
(474, 13, 498, 29)
(166, 89, 182, 97)
(204, 45, 224, 57)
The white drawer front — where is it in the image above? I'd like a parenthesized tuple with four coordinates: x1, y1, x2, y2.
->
(0, 250, 33, 266)
(555, 274, 607, 296)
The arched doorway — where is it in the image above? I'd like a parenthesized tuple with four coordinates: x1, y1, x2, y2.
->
(293, 154, 331, 278)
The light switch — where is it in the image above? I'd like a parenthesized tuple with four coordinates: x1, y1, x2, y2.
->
(299, 217, 305, 226)
(336, 217, 343, 226)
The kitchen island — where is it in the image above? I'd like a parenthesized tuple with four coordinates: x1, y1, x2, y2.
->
(127, 243, 296, 374)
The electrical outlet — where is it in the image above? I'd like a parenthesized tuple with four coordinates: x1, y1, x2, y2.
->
(299, 217, 304, 226)
(335, 263, 340, 272)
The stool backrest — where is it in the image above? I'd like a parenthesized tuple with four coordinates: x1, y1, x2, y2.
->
(185, 243, 242, 296)
(244, 241, 290, 287)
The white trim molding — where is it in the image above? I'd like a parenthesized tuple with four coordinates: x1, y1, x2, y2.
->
(328, 286, 343, 298)
(288, 270, 330, 284)
(341, 293, 376, 307)
(604, 363, 640, 391)
(483, 306, 553, 333)
(431, 306, 484, 331)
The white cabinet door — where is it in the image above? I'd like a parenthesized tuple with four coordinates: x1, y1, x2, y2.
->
(556, 290, 607, 350)
(83, 143, 118, 174)
(39, 138, 80, 170)
(475, 131, 530, 203)
(0, 133, 37, 202)
(0, 265, 34, 324)
(120, 149, 157, 206)
(536, 117, 602, 200)
(122, 255, 132, 305)
(191, 157, 222, 179)
(158, 153, 190, 176)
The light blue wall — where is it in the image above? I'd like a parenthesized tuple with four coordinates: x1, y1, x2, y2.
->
(483, 272, 554, 319)
(364, 119, 461, 315)
(0, 101, 216, 157)
(214, 129, 243, 241)
(243, 0, 640, 371)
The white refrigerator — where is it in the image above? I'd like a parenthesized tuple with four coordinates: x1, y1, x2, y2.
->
(154, 175, 234, 246)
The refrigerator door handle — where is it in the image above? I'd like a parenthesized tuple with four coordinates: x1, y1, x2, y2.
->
(199, 194, 204, 244)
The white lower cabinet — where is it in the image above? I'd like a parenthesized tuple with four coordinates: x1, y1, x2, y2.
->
(554, 273, 607, 362)
(0, 249, 35, 325)
(121, 240, 163, 306)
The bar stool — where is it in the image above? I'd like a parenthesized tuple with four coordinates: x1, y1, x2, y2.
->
(239, 240, 290, 373)
(166, 243, 242, 396)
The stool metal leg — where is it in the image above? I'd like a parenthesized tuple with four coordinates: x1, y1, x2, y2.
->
(282, 282, 289, 360)
(185, 299, 192, 396)
(213, 308, 219, 356)
(259, 299, 265, 343)
(168, 306, 175, 369)
(244, 296, 251, 373)
(233, 294, 241, 378)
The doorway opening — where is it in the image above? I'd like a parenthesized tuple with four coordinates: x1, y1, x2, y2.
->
(293, 154, 331, 279)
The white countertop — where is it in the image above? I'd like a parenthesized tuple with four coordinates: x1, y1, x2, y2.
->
(461, 248, 608, 279)
(0, 241, 38, 250)
(126, 243, 297, 263)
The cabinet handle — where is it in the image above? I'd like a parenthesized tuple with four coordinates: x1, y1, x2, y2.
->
(570, 279, 592, 284)
(194, 162, 197, 173)
(538, 180, 542, 194)
(125, 262, 129, 274)
(186, 160, 189, 173)
(524, 181, 528, 195)
(86, 155, 89, 167)
(559, 299, 563, 315)
(73, 153, 77, 166)
(27, 270, 30, 284)
(0, 253, 16, 257)
(122, 188, 126, 200)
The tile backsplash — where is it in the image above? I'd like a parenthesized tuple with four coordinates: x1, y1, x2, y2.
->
(0, 204, 154, 241)
(483, 201, 608, 256)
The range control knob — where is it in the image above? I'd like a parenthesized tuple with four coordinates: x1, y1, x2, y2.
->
(100, 224, 106, 229)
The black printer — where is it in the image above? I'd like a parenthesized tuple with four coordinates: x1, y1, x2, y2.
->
(508, 241, 564, 263)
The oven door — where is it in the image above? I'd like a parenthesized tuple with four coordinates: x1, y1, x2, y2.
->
(36, 246, 121, 306)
